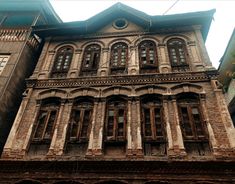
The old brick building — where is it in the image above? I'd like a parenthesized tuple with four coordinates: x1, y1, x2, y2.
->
(0, 2, 235, 184)
(0, 0, 61, 154)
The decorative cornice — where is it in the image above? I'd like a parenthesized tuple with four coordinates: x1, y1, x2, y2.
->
(26, 71, 218, 89)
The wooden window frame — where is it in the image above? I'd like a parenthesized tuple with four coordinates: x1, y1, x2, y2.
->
(105, 99, 127, 142)
(141, 99, 165, 142)
(51, 46, 73, 78)
(33, 101, 60, 143)
(68, 101, 93, 143)
(110, 42, 128, 75)
(139, 41, 158, 73)
(167, 38, 190, 72)
(178, 98, 207, 141)
(80, 44, 101, 76)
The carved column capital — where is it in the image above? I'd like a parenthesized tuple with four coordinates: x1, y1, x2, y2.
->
(75, 49, 82, 54)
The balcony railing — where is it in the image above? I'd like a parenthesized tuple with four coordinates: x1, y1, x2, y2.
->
(0, 28, 41, 50)
(0, 28, 28, 41)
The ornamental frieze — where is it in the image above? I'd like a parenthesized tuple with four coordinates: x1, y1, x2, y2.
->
(26, 71, 217, 89)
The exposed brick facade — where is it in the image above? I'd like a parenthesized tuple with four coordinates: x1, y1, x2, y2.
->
(0, 3, 235, 184)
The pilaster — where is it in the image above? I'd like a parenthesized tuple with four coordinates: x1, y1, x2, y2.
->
(38, 49, 55, 79)
(128, 46, 138, 75)
(211, 80, 235, 150)
(86, 100, 105, 156)
(158, 43, 171, 73)
(2, 88, 34, 158)
(47, 99, 66, 157)
(171, 97, 186, 156)
(163, 97, 174, 155)
(98, 48, 109, 76)
(69, 49, 82, 78)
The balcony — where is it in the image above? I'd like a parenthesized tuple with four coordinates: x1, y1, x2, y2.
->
(0, 28, 41, 50)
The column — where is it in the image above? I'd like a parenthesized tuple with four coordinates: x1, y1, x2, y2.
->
(126, 100, 133, 156)
(31, 38, 51, 79)
(47, 99, 66, 156)
(158, 43, 171, 73)
(38, 50, 56, 79)
(128, 46, 138, 75)
(172, 97, 186, 155)
(200, 95, 218, 152)
(2, 88, 34, 158)
(87, 100, 98, 156)
(212, 80, 235, 148)
(136, 99, 143, 156)
(188, 41, 204, 71)
(54, 100, 73, 156)
(192, 25, 213, 68)
(98, 48, 109, 76)
(163, 97, 174, 155)
(21, 101, 40, 157)
(87, 99, 106, 156)
(69, 49, 82, 78)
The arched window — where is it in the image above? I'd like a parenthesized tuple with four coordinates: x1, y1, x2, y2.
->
(139, 40, 158, 74)
(167, 38, 189, 72)
(80, 44, 101, 76)
(28, 98, 60, 157)
(104, 96, 127, 157)
(65, 98, 93, 155)
(51, 46, 73, 78)
(177, 93, 210, 156)
(141, 95, 166, 156)
(33, 98, 60, 141)
(110, 42, 128, 75)
(105, 97, 127, 141)
(68, 99, 93, 141)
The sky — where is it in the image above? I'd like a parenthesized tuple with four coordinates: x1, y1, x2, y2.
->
(50, 0, 235, 68)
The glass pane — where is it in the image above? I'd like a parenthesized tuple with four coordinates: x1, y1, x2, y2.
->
(44, 110, 57, 139)
(118, 116, 124, 123)
(144, 108, 152, 136)
(154, 108, 163, 136)
(180, 107, 193, 136)
(192, 108, 199, 114)
(81, 110, 91, 138)
(109, 110, 114, 116)
(70, 110, 80, 138)
(34, 111, 47, 139)
(117, 123, 124, 136)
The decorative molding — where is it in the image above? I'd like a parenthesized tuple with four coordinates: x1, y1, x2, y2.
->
(26, 71, 217, 89)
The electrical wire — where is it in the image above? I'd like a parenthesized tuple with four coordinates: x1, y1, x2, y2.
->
(162, 0, 180, 15)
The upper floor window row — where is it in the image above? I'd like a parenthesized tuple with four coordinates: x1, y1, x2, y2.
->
(31, 93, 210, 157)
(50, 38, 190, 78)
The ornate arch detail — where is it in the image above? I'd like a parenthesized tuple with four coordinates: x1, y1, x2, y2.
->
(37, 88, 68, 100)
(69, 87, 100, 98)
(108, 38, 131, 49)
(134, 36, 160, 47)
(162, 34, 191, 44)
(53, 42, 77, 52)
(80, 40, 105, 50)
(136, 85, 167, 96)
(102, 86, 132, 97)
(170, 83, 203, 95)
